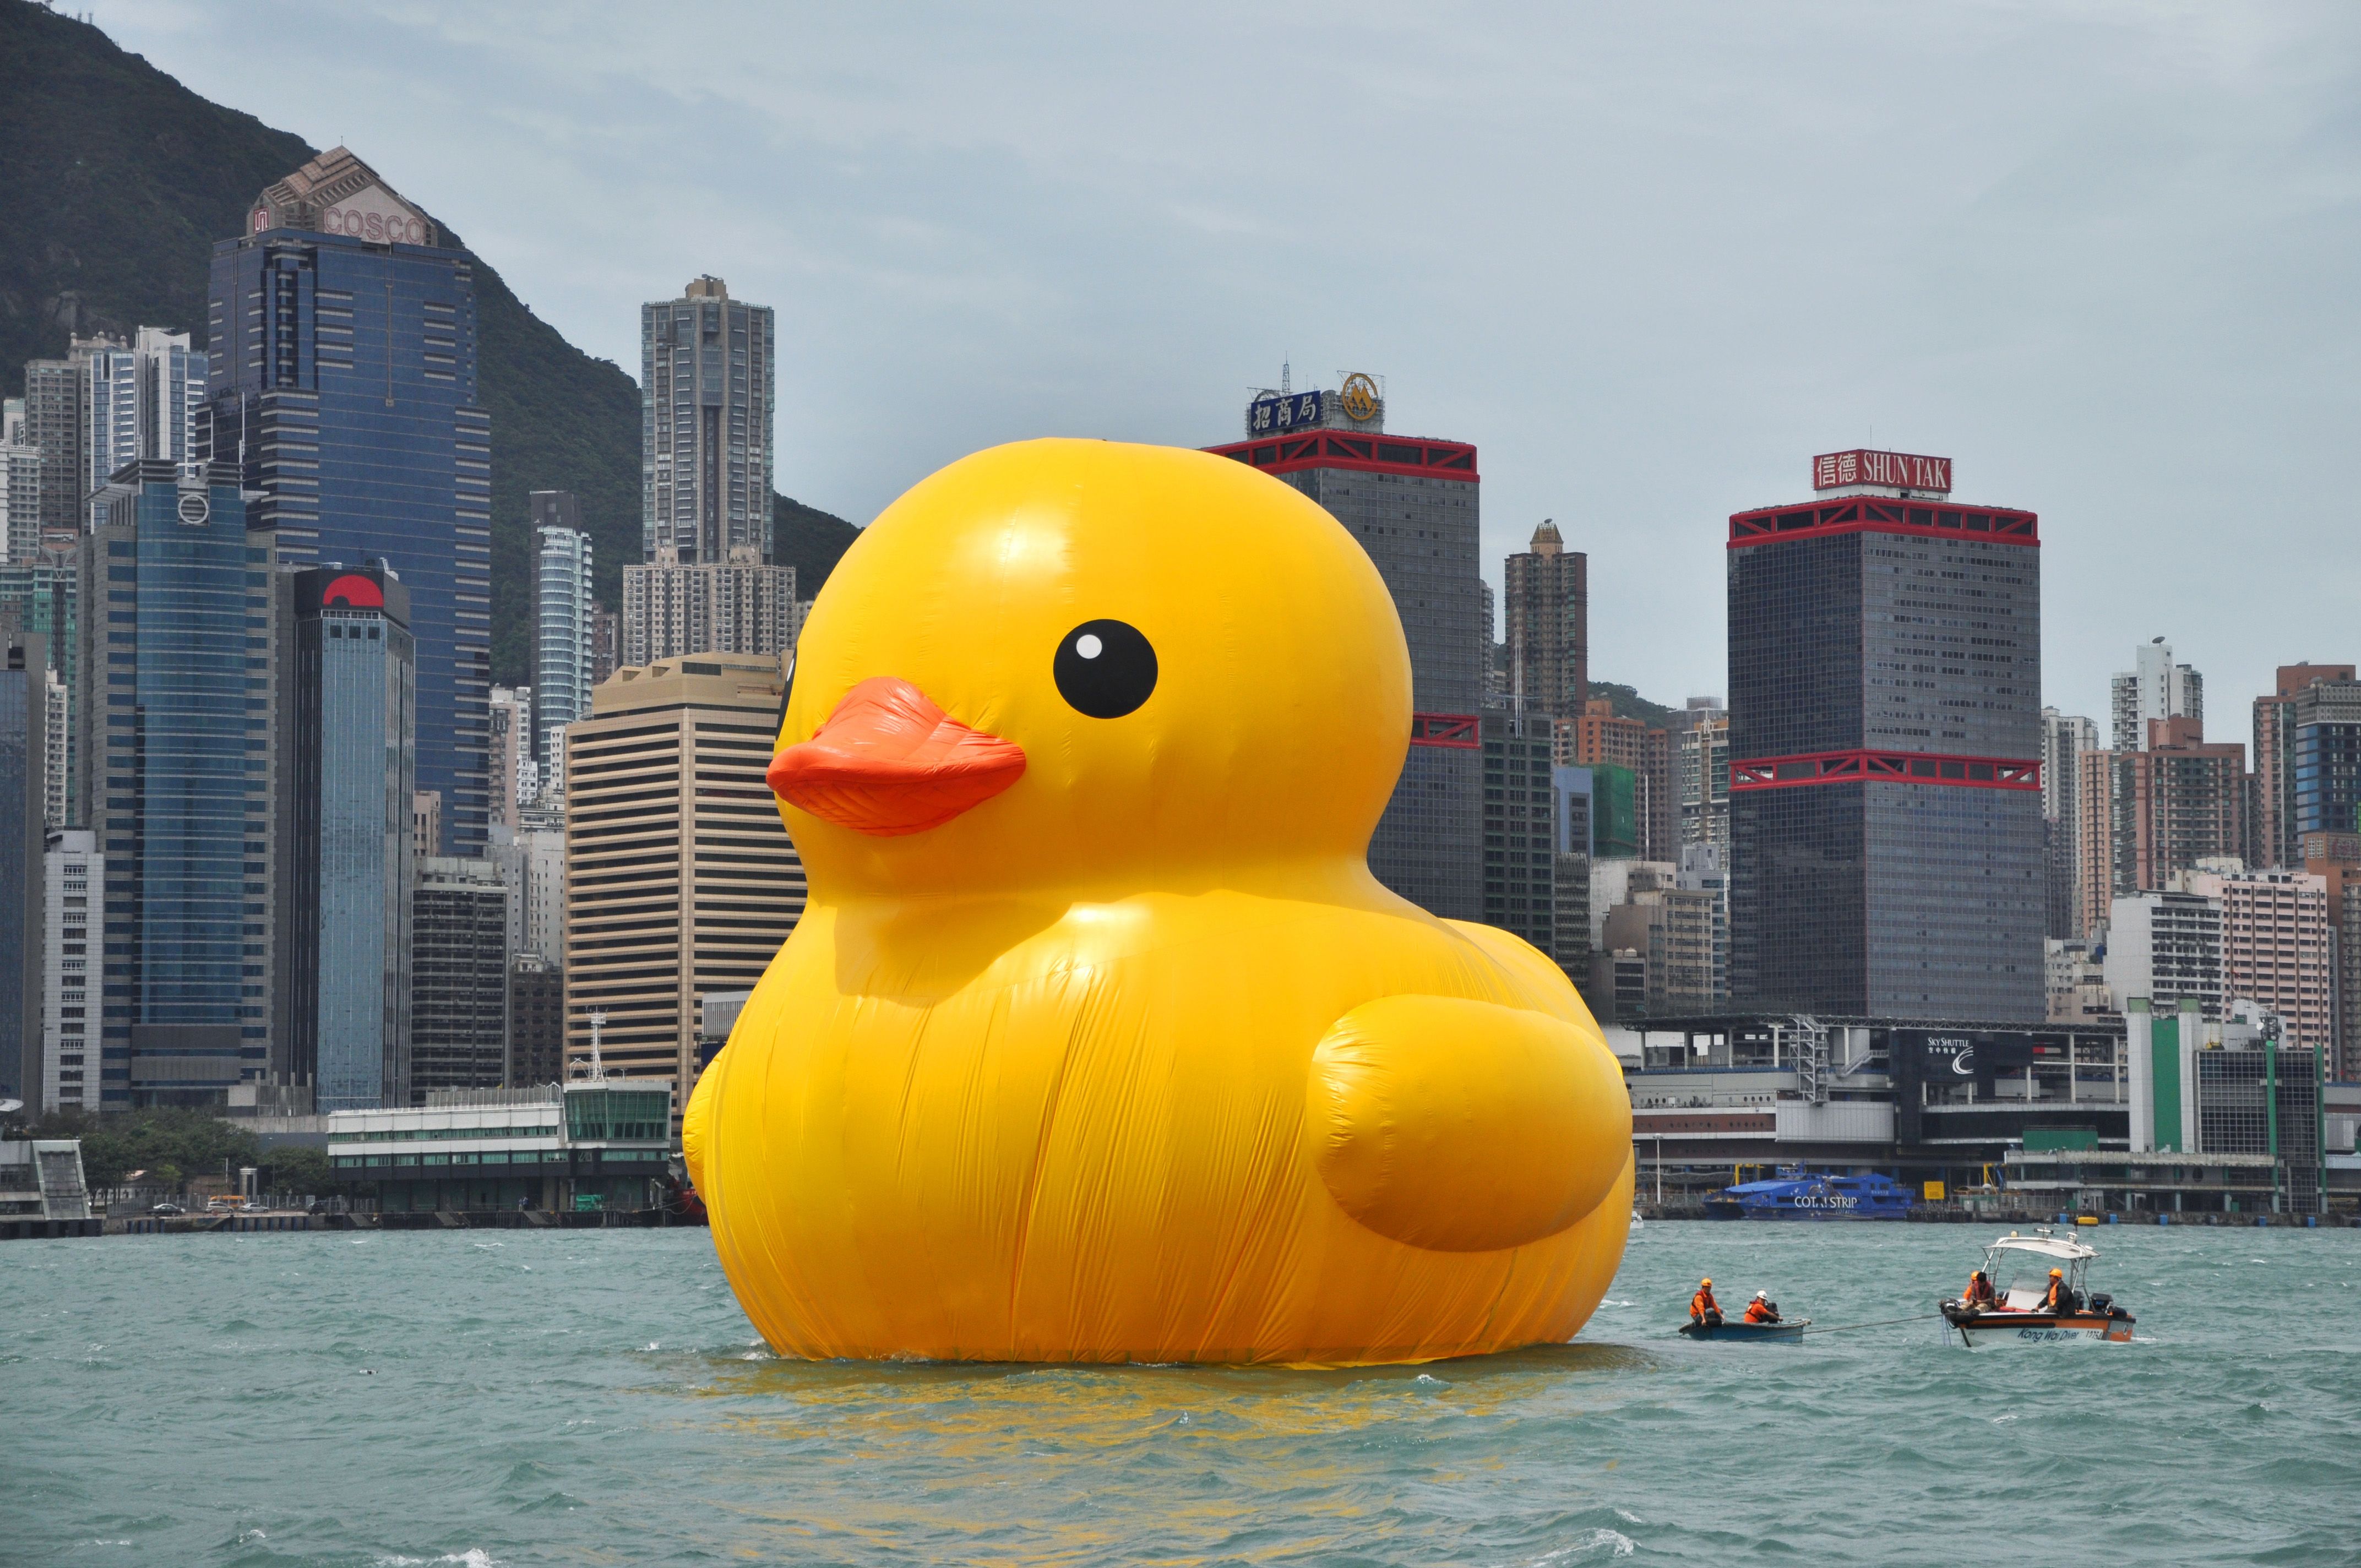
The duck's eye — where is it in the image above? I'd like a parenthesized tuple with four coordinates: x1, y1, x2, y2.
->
(1053, 619, 1157, 718)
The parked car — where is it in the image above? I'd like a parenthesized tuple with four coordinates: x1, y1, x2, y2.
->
(149, 1202, 185, 1216)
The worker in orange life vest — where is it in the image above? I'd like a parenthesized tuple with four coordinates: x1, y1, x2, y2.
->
(1961, 1271, 1998, 1311)
(2041, 1268, 2076, 1314)
(1743, 1291, 1781, 1325)
(1690, 1278, 1721, 1326)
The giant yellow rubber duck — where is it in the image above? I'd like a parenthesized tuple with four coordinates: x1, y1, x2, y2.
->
(685, 438, 1633, 1365)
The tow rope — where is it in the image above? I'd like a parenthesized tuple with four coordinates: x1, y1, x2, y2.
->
(1799, 1313, 1945, 1336)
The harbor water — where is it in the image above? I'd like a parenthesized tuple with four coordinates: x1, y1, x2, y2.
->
(6, 1219, 2357, 1565)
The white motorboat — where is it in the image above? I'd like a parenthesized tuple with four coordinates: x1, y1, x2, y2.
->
(1938, 1229, 2136, 1347)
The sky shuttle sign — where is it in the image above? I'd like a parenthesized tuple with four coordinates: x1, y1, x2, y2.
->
(1813, 449, 1951, 493)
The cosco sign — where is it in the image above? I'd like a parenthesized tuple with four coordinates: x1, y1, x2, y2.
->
(324, 206, 431, 246)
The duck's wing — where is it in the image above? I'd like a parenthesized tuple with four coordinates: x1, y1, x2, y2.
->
(1306, 994, 1630, 1253)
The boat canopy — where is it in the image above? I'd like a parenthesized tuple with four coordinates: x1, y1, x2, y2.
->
(1988, 1232, 2097, 1261)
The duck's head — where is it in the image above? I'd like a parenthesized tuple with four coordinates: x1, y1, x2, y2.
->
(769, 438, 1411, 899)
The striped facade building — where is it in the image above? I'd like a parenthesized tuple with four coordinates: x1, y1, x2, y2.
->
(562, 654, 805, 1096)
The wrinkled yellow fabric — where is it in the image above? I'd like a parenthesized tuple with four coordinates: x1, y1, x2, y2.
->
(690, 438, 1633, 1365)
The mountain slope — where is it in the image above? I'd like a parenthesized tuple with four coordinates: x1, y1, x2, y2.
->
(0, 0, 856, 683)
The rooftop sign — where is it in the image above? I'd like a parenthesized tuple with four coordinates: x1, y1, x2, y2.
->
(1247, 373, 1382, 437)
(249, 148, 440, 248)
(1813, 449, 1951, 493)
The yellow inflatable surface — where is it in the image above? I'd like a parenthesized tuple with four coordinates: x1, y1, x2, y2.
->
(686, 438, 1633, 1365)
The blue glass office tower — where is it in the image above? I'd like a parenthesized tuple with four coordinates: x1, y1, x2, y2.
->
(276, 565, 414, 1110)
(208, 149, 490, 855)
(77, 461, 277, 1106)
(2292, 679, 2361, 839)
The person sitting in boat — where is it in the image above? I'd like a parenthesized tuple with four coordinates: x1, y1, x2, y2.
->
(1961, 1271, 1998, 1311)
(2039, 1268, 2078, 1314)
(1743, 1291, 1781, 1325)
(1690, 1279, 1722, 1326)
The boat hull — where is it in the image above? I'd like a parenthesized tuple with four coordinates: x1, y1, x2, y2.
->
(1943, 1309, 2134, 1347)
(1679, 1319, 1809, 1343)
(1702, 1202, 1908, 1221)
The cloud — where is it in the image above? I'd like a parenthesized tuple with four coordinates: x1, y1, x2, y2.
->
(86, 0, 2361, 716)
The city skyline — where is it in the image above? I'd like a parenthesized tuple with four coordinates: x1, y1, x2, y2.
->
(73, 1, 2361, 723)
(8, 4, 2361, 1120)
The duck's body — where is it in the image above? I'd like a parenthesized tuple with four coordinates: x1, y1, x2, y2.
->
(690, 437, 1632, 1365)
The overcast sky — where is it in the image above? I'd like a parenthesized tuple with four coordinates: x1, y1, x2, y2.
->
(90, 0, 2361, 722)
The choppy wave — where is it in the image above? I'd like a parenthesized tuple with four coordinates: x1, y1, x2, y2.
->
(3, 1223, 2357, 1564)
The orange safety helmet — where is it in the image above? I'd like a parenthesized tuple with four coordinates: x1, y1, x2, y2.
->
(1700, 1278, 1712, 1287)
(2050, 1268, 2063, 1277)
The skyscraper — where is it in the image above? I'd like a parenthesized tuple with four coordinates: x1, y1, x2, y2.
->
(1, 629, 43, 1112)
(1677, 702, 1730, 851)
(487, 684, 528, 829)
(506, 955, 564, 1088)
(86, 327, 209, 509)
(491, 804, 564, 968)
(1480, 719, 1574, 963)
(40, 829, 100, 1115)
(1503, 520, 1586, 718)
(2041, 709, 2099, 937)
(589, 603, 618, 685)
(273, 565, 414, 1112)
(2110, 638, 2202, 750)
(410, 856, 508, 1101)
(2183, 865, 2336, 1055)
(2304, 834, 2361, 1079)
(76, 461, 279, 1106)
(1727, 449, 2043, 1021)
(619, 557, 797, 667)
(1203, 377, 1488, 919)
(2255, 663, 2355, 868)
(564, 653, 805, 1090)
(2080, 719, 2249, 912)
(0, 554, 74, 805)
(1562, 698, 1674, 862)
(2292, 677, 2361, 841)
(21, 334, 122, 552)
(2102, 889, 2224, 1021)
(40, 666, 67, 832)
(529, 492, 594, 766)
(640, 276, 775, 565)
(1, 429, 43, 563)
(209, 149, 493, 857)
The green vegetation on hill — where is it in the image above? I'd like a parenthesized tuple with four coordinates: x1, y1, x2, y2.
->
(0, 0, 856, 685)
(777, 493, 863, 602)
(1588, 680, 1685, 731)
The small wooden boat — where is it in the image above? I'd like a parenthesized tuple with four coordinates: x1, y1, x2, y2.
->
(1678, 1317, 1809, 1344)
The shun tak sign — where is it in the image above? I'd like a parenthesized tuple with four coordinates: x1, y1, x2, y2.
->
(1812, 449, 1952, 493)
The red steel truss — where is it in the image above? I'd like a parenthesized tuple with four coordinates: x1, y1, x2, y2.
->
(1206, 432, 1479, 485)
(1409, 712, 1480, 749)
(1728, 497, 2037, 549)
(1729, 748, 2040, 792)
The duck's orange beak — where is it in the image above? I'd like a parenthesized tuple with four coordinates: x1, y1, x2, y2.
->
(767, 676, 1026, 837)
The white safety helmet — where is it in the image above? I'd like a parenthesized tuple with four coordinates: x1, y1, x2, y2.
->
(1754, 1291, 1769, 1300)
